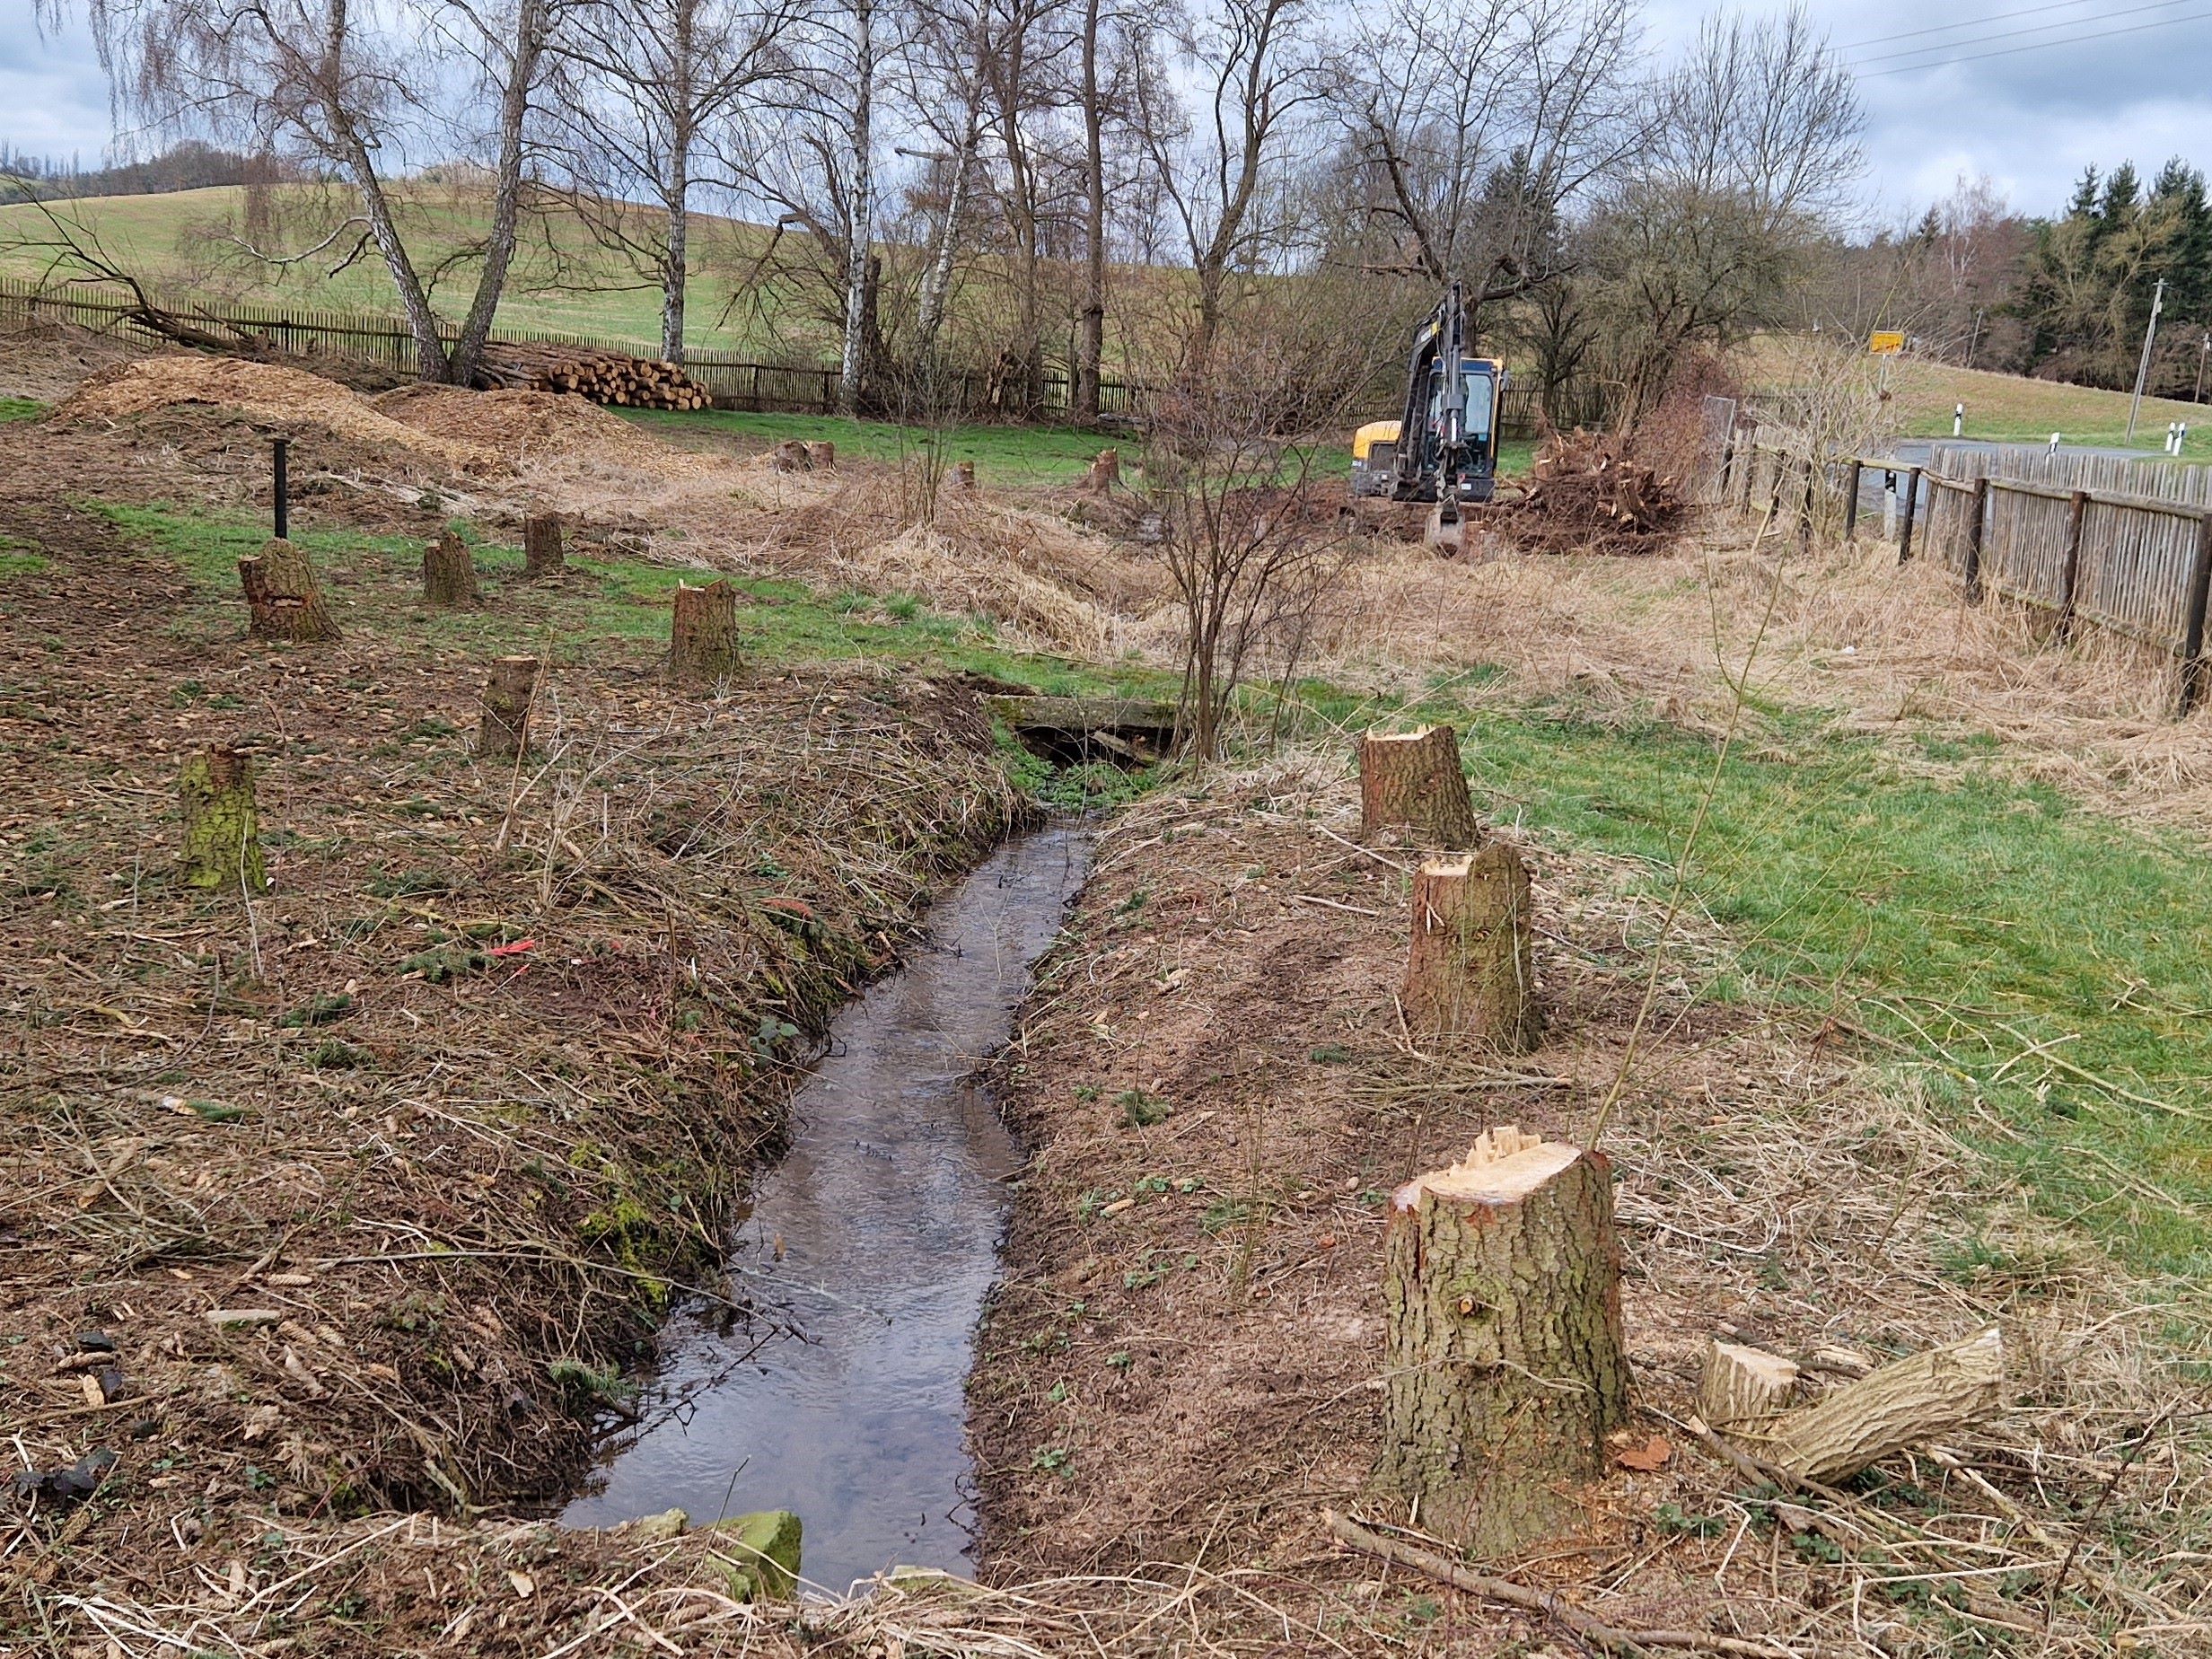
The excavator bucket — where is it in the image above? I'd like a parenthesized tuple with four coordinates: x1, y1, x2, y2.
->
(1424, 496, 1466, 557)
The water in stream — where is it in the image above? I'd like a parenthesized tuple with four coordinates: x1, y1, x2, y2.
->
(561, 824, 1092, 1593)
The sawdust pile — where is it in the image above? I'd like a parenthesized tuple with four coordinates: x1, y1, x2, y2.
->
(1497, 426, 1691, 555)
(371, 382, 661, 466)
(54, 356, 496, 470)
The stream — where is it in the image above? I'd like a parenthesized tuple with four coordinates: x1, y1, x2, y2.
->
(560, 823, 1092, 1593)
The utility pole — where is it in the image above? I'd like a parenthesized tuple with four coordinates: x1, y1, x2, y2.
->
(2127, 276, 2167, 443)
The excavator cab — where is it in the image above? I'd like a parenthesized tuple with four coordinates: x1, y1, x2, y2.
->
(1348, 282, 1506, 555)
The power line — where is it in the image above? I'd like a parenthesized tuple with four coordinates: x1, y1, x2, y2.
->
(1852, 0, 2194, 66)
(1845, 0, 2110, 51)
(1858, 5, 2212, 74)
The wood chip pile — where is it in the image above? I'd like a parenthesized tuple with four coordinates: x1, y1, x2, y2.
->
(477, 343, 714, 409)
(1497, 427, 1690, 556)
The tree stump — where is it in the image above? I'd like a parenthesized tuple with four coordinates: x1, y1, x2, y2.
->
(1382, 1126, 1630, 1560)
(1084, 447, 1121, 492)
(670, 579, 741, 683)
(952, 461, 977, 491)
(523, 514, 566, 579)
(1697, 1339, 1800, 1432)
(769, 440, 812, 472)
(422, 531, 480, 606)
(479, 655, 540, 759)
(179, 746, 268, 892)
(238, 538, 340, 643)
(1359, 725, 1479, 847)
(1402, 846, 1540, 1050)
(807, 440, 835, 468)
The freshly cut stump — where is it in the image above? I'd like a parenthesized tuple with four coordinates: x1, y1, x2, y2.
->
(808, 440, 836, 468)
(479, 655, 540, 759)
(179, 746, 268, 892)
(1402, 846, 1539, 1050)
(670, 580, 741, 683)
(1359, 725, 1479, 847)
(422, 531, 480, 606)
(1697, 1339, 1800, 1432)
(770, 440, 812, 472)
(238, 538, 340, 643)
(1085, 447, 1121, 492)
(1755, 1328, 2005, 1484)
(523, 514, 566, 578)
(1382, 1126, 1629, 1560)
(952, 461, 977, 491)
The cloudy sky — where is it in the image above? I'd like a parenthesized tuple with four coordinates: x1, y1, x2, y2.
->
(8, 0, 2212, 224)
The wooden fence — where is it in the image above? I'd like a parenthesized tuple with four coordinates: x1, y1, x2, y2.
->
(1708, 408, 2212, 714)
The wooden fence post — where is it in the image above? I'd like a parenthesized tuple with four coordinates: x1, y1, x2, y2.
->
(1898, 465, 1923, 564)
(1963, 476, 1989, 604)
(2179, 514, 2212, 717)
(2055, 488, 2090, 643)
(1843, 459, 1862, 540)
(1798, 459, 1817, 551)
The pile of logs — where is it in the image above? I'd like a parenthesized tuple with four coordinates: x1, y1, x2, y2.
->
(1497, 426, 1689, 556)
(475, 343, 714, 410)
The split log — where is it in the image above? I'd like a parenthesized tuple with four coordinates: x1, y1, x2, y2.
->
(479, 655, 540, 760)
(238, 538, 340, 643)
(1749, 1328, 2005, 1484)
(178, 746, 268, 892)
(807, 440, 835, 468)
(523, 514, 566, 579)
(670, 579, 741, 683)
(422, 531, 479, 606)
(1697, 1340, 1800, 1432)
(1382, 1126, 1630, 1559)
(770, 440, 813, 472)
(1359, 725, 1479, 847)
(1084, 447, 1121, 492)
(1402, 846, 1539, 1051)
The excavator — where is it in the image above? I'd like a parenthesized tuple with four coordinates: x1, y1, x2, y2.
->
(1347, 281, 1505, 555)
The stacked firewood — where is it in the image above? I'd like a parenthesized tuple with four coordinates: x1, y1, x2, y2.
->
(1497, 427, 1689, 556)
(475, 343, 714, 409)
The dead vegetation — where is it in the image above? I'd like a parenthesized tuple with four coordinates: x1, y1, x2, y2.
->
(1497, 426, 1693, 556)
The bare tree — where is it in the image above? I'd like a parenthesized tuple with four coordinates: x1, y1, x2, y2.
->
(66, 0, 558, 385)
(545, 0, 797, 363)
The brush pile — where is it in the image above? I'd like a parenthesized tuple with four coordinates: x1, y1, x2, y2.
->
(476, 342, 714, 409)
(1497, 426, 1689, 555)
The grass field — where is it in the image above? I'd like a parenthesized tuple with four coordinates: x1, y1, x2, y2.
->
(1886, 356, 2212, 458)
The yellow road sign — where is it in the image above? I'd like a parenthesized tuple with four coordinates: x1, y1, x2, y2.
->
(1869, 330, 1906, 356)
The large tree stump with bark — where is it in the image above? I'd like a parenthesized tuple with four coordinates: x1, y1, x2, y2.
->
(1717, 1330, 2006, 1484)
(1359, 726, 1479, 847)
(479, 655, 540, 760)
(807, 441, 835, 468)
(770, 441, 812, 472)
(1402, 846, 1540, 1050)
(1084, 448, 1121, 492)
(523, 514, 566, 579)
(1382, 1126, 1630, 1559)
(179, 746, 268, 892)
(670, 579, 742, 684)
(422, 531, 480, 606)
(238, 538, 340, 643)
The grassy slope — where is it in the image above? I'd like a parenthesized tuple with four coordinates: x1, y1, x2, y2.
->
(1883, 355, 2212, 459)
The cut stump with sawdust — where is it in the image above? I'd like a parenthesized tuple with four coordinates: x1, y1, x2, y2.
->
(422, 531, 480, 607)
(1360, 725, 1480, 847)
(478, 655, 540, 759)
(670, 580, 742, 684)
(238, 537, 340, 643)
(522, 514, 566, 579)
(1402, 846, 1539, 1051)
(1723, 1329, 2006, 1485)
(1382, 1126, 1630, 1560)
(178, 746, 267, 892)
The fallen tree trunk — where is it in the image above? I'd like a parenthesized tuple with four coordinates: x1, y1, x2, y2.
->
(1750, 1329, 2006, 1484)
(1382, 1126, 1628, 1559)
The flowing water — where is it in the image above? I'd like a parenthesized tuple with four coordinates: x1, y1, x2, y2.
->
(561, 824, 1092, 1593)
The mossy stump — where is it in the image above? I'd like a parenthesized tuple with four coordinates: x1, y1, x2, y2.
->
(479, 655, 540, 759)
(422, 531, 480, 606)
(179, 746, 268, 892)
(1382, 1127, 1629, 1560)
(238, 537, 340, 643)
(522, 514, 566, 578)
(1359, 725, 1479, 847)
(670, 579, 741, 683)
(1401, 845, 1540, 1050)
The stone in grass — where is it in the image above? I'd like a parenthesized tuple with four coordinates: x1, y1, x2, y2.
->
(704, 1509, 802, 1602)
